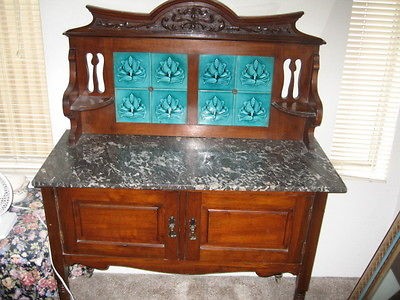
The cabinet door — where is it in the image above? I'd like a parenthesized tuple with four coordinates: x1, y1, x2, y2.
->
(57, 188, 179, 259)
(185, 191, 313, 264)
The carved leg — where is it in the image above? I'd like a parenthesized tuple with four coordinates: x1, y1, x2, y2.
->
(41, 188, 71, 300)
(294, 291, 306, 300)
(294, 193, 327, 299)
(53, 265, 70, 300)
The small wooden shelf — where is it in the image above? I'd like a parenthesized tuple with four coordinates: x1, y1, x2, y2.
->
(70, 95, 114, 112)
(272, 101, 316, 118)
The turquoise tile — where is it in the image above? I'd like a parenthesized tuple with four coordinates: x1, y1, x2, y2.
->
(198, 91, 233, 126)
(115, 89, 150, 123)
(152, 90, 187, 124)
(114, 52, 150, 89)
(236, 56, 274, 93)
(151, 53, 188, 90)
(199, 55, 236, 91)
(234, 93, 271, 127)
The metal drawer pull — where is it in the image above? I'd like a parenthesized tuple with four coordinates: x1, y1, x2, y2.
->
(168, 216, 177, 238)
(189, 218, 197, 241)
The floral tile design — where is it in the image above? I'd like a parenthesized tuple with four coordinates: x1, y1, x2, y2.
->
(234, 93, 271, 127)
(114, 52, 188, 124)
(198, 91, 233, 126)
(114, 52, 150, 89)
(153, 91, 187, 124)
(115, 89, 150, 123)
(199, 55, 235, 91)
(236, 56, 274, 93)
(0, 189, 93, 300)
(152, 53, 187, 89)
(198, 54, 274, 127)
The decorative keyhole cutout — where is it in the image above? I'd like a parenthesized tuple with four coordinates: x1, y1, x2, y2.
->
(281, 58, 302, 99)
(293, 59, 302, 99)
(97, 53, 105, 93)
(86, 53, 94, 92)
(86, 52, 105, 93)
(281, 59, 291, 98)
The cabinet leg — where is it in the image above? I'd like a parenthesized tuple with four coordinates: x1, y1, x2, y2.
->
(294, 193, 327, 300)
(41, 188, 72, 300)
(54, 264, 70, 300)
(293, 290, 306, 300)
(294, 273, 308, 299)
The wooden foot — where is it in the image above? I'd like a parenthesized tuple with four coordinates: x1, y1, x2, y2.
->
(294, 291, 306, 300)
(53, 262, 70, 300)
(57, 282, 71, 300)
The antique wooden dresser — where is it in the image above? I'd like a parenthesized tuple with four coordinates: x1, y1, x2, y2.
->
(33, 1, 346, 299)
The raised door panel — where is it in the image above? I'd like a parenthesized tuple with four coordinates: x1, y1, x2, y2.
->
(186, 191, 313, 264)
(57, 188, 179, 259)
(206, 209, 291, 249)
(75, 203, 159, 244)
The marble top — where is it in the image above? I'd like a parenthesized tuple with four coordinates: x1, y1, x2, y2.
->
(32, 131, 346, 193)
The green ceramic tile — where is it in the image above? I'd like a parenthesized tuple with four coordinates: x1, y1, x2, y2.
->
(198, 91, 233, 126)
(151, 53, 188, 90)
(199, 55, 236, 91)
(152, 90, 187, 124)
(236, 56, 274, 93)
(113, 52, 150, 89)
(115, 89, 150, 123)
(234, 93, 271, 127)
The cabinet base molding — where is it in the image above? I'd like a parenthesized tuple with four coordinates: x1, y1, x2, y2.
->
(64, 254, 301, 276)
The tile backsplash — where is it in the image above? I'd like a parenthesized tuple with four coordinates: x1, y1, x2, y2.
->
(114, 52, 273, 127)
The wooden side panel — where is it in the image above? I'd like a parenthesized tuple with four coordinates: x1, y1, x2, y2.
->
(57, 188, 179, 260)
(190, 191, 314, 264)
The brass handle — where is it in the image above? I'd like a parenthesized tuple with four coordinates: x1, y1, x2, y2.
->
(168, 216, 177, 238)
(189, 218, 197, 241)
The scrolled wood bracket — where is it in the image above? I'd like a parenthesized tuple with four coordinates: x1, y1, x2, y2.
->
(62, 49, 82, 145)
(62, 49, 78, 120)
(303, 54, 323, 150)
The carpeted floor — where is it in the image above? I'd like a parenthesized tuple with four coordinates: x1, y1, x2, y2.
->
(69, 274, 358, 300)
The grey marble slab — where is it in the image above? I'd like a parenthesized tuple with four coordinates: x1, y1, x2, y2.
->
(32, 131, 346, 193)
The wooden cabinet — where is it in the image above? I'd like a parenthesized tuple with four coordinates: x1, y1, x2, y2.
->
(33, 1, 346, 299)
(40, 185, 332, 299)
(49, 187, 321, 278)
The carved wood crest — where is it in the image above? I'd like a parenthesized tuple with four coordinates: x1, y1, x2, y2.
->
(65, 0, 325, 45)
